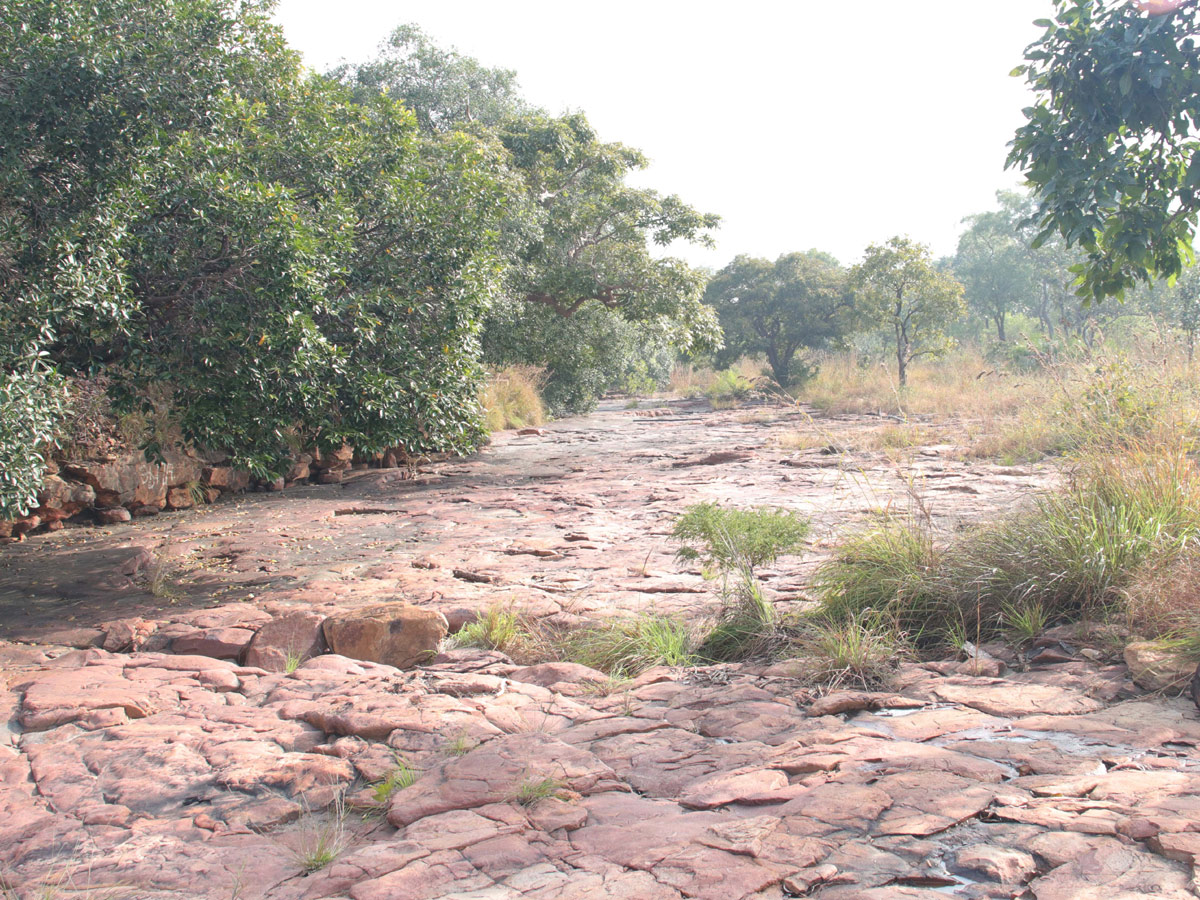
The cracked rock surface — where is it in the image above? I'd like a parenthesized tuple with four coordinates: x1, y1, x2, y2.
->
(1, 400, 1197, 898)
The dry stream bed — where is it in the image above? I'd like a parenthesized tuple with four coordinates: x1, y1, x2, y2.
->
(1, 399, 1197, 899)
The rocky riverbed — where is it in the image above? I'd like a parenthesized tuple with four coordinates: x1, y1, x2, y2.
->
(3, 399, 1197, 899)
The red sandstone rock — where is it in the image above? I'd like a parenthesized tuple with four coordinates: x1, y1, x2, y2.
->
(322, 603, 448, 669)
(244, 611, 327, 672)
(171, 627, 255, 660)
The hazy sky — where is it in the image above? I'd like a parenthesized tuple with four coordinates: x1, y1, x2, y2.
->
(273, 1, 1051, 270)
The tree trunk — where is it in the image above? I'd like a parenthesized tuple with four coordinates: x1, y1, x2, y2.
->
(896, 324, 908, 387)
(766, 347, 789, 388)
(995, 313, 1007, 342)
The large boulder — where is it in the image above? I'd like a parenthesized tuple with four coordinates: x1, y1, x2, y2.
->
(244, 611, 328, 672)
(322, 603, 448, 669)
(1124, 641, 1195, 693)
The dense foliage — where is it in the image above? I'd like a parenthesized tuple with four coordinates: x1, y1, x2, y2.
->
(337, 26, 721, 413)
(0, 6, 725, 516)
(1010, 0, 1200, 299)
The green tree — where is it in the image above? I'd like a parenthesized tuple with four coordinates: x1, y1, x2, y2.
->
(332, 23, 529, 134)
(1009, 0, 1200, 300)
(955, 194, 1038, 342)
(704, 252, 852, 387)
(337, 27, 724, 401)
(0, 0, 510, 516)
(851, 238, 966, 387)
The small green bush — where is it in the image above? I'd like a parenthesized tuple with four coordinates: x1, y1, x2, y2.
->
(673, 503, 809, 576)
(705, 368, 756, 404)
(795, 613, 904, 690)
(813, 442, 1200, 651)
(450, 605, 537, 658)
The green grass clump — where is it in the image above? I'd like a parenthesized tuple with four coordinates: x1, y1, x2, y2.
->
(795, 613, 904, 690)
(696, 576, 781, 662)
(705, 368, 756, 405)
(813, 441, 1200, 651)
(672, 503, 811, 663)
(955, 445, 1200, 622)
(371, 757, 418, 803)
(481, 365, 547, 432)
(449, 604, 541, 660)
(812, 516, 948, 648)
(292, 794, 349, 874)
(513, 775, 566, 807)
(565, 614, 695, 676)
(673, 503, 809, 575)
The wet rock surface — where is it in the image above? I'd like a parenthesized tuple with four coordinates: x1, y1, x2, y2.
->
(1, 400, 1197, 898)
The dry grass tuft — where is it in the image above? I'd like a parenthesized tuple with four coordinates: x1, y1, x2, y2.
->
(481, 365, 547, 432)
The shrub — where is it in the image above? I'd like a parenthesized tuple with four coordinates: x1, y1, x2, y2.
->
(814, 441, 1200, 651)
(696, 575, 782, 662)
(371, 757, 418, 802)
(673, 503, 809, 576)
(0, 365, 68, 519)
(811, 517, 949, 647)
(794, 613, 905, 690)
(705, 368, 756, 406)
(481, 366, 546, 432)
(449, 605, 542, 661)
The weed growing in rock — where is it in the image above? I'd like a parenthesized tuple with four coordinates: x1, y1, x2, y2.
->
(813, 439, 1200, 651)
(812, 516, 946, 648)
(1000, 599, 1050, 645)
(795, 613, 903, 690)
(513, 775, 565, 807)
(449, 604, 542, 661)
(371, 757, 417, 803)
(673, 503, 810, 663)
(284, 648, 304, 674)
(444, 733, 477, 757)
(673, 503, 809, 577)
(292, 794, 349, 874)
(577, 674, 633, 697)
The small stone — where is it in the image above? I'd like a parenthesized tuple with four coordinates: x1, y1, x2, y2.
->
(244, 611, 327, 672)
(171, 627, 255, 660)
(96, 507, 132, 525)
(165, 487, 194, 510)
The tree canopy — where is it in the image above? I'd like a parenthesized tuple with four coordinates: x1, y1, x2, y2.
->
(1009, 0, 1200, 300)
(704, 252, 852, 387)
(336, 26, 722, 412)
(0, 0, 509, 514)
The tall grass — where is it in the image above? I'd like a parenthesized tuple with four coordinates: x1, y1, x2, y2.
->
(797, 349, 1035, 419)
(813, 440, 1200, 650)
(811, 516, 946, 646)
(481, 365, 547, 432)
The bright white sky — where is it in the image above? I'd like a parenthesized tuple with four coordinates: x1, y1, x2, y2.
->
(273, 0, 1051, 270)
